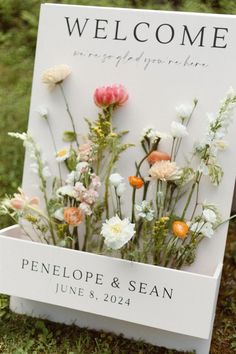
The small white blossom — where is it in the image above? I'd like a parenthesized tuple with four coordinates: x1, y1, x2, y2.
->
(135, 201, 155, 221)
(8, 132, 28, 141)
(203, 209, 217, 224)
(190, 221, 214, 238)
(42, 166, 51, 178)
(176, 103, 193, 120)
(170, 121, 188, 138)
(54, 208, 65, 221)
(116, 182, 126, 197)
(101, 215, 135, 250)
(109, 173, 124, 187)
(79, 202, 92, 216)
(76, 162, 89, 174)
(35, 105, 48, 118)
(66, 171, 79, 185)
(57, 185, 76, 198)
(201, 222, 214, 238)
(140, 127, 170, 143)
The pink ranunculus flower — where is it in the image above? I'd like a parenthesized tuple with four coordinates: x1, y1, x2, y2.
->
(94, 84, 128, 109)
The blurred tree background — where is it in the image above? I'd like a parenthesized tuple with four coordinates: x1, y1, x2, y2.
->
(0, 1, 236, 353)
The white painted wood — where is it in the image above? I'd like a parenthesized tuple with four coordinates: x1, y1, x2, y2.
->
(10, 297, 213, 354)
(0, 228, 222, 339)
(1, 4, 236, 353)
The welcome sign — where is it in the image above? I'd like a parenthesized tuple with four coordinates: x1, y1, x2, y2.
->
(23, 4, 236, 274)
(1, 4, 236, 353)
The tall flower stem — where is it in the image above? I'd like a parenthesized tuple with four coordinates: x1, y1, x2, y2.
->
(45, 118, 63, 185)
(131, 150, 154, 223)
(59, 83, 79, 148)
(174, 100, 198, 160)
(83, 216, 91, 251)
(33, 139, 57, 245)
(181, 172, 201, 220)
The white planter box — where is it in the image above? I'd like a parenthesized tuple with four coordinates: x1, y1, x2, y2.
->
(0, 225, 222, 343)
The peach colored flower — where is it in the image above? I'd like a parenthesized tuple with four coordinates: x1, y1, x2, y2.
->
(10, 188, 39, 210)
(147, 151, 171, 165)
(172, 220, 189, 238)
(149, 161, 180, 181)
(64, 207, 83, 226)
(94, 84, 128, 108)
(42, 64, 71, 90)
(128, 176, 144, 189)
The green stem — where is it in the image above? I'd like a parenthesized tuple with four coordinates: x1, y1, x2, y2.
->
(46, 119, 63, 184)
(83, 216, 91, 251)
(181, 172, 201, 220)
(59, 83, 79, 148)
(131, 187, 137, 223)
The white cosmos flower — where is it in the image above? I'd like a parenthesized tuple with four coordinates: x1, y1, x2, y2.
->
(176, 103, 193, 120)
(190, 221, 214, 238)
(171, 121, 188, 138)
(56, 147, 70, 162)
(109, 173, 124, 187)
(202, 209, 217, 224)
(101, 215, 135, 250)
(116, 182, 126, 197)
(42, 64, 71, 90)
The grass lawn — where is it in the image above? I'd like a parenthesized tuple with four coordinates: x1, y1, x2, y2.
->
(0, 0, 236, 353)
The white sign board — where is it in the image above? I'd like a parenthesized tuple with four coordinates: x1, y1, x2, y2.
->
(23, 4, 236, 275)
(1, 4, 236, 353)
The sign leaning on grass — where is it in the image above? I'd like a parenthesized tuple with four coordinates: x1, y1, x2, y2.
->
(1, 4, 236, 353)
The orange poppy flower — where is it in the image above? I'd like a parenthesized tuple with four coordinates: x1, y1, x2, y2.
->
(147, 151, 171, 165)
(172, 220, 189, 238)
(64, 207, 84, 226)
(128, 176, 144, 189)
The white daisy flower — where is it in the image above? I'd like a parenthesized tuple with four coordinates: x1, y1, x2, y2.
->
(101, 215, 135, 250)
(56, 147, 70, 162)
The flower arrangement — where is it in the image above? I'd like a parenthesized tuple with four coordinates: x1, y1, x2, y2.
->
(1, 64, 236, 269)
